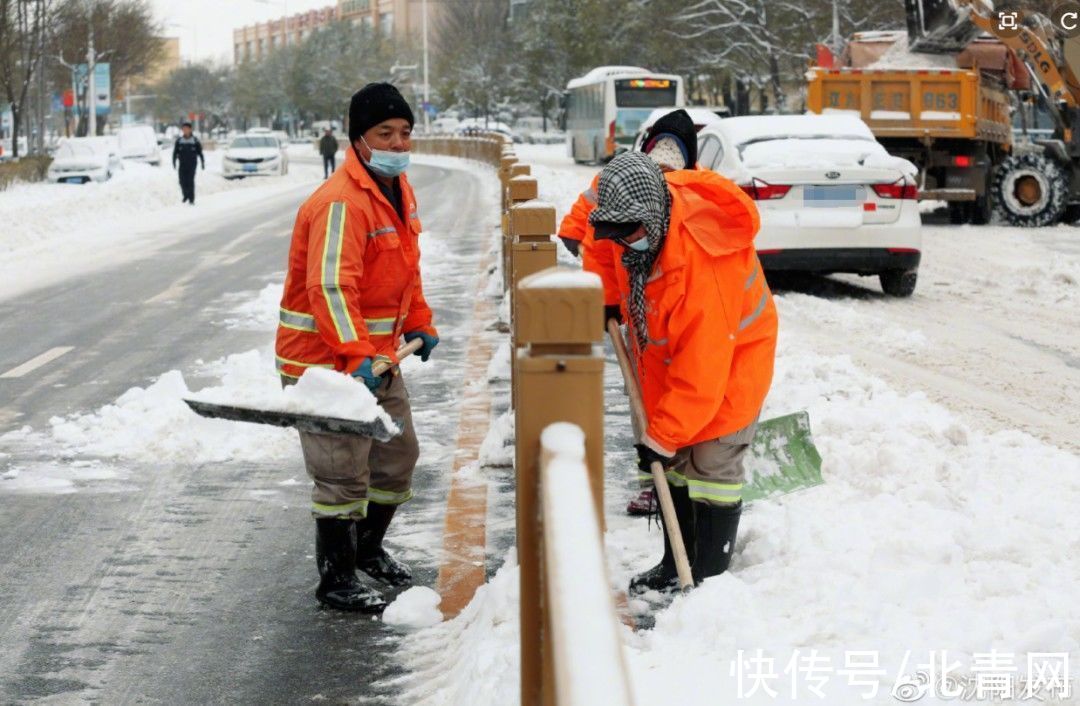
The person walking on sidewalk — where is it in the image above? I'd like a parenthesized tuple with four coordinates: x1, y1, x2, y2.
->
(172, 122, 204, 205)
(275, 82, 439, 612)
(319, 126, 339, 179)
(589, 151, 777, 593)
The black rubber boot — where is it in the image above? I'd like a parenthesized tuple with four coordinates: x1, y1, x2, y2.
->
(628, 485, 694, 596)
(314, 518, 387, 612)
(692, 501, 742, 583)
(355, 503, 412, 587)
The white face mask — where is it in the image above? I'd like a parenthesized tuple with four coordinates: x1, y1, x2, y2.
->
(361, 136, 410, 177)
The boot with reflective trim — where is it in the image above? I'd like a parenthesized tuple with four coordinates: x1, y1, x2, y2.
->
(692, 501, 742, 583)
(314, 518, 387, 613)
(629, 484, 694, 596)
(355, 503, 412, 587)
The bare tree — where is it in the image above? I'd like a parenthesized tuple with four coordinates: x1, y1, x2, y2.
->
(50, 0, 161, 135)
(0, 0, 49, 157)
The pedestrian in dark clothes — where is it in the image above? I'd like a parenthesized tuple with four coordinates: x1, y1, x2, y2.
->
(172, 122, 205, 204)
(319, 127, 339, 179)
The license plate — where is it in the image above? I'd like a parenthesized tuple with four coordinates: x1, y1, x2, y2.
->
(61, 177, 85, 184)
(243, 163, 258, 172)
(804, 184, 865, 207)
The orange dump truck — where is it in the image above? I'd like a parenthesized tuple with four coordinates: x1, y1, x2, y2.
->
(806, 34, 1016, 224)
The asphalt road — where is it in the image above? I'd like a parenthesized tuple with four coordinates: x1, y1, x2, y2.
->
(0, 159, 487, 704)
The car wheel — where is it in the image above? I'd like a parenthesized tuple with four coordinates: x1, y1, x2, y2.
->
(880, 268, 917, 297)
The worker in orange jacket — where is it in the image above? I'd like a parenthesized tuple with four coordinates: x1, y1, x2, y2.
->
(558, 109, 701, 517)
(589, 151, 777, 593)
(275, 83, 438, 612)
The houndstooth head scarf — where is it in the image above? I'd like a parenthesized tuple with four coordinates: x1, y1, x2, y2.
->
(589, 152, 671, 353)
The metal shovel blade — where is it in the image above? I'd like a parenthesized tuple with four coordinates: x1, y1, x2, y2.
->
(905, 0, 983, 54)
(183, 399, 401, 442)
(743, 410, 824, 504)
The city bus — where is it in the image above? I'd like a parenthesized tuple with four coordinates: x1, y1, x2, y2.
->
(562, 66, 685, 164)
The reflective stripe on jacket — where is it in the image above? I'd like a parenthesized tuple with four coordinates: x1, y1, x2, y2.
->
(620, 169, 777, 454)
(274, 147, 437, 379)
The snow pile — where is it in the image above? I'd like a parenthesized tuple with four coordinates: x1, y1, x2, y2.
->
(485, 339, 511, 382)
(2, 350, 297, 465)
(479, 410, 514, 467)
(212, 282, 283, 331)
(191, 363, 397, 429)
(0, 150, 319, 301)
(388, 555, 522, 705)
(383, 586, 444, 628)
(869, 36, 958, 70)
(778, 293, 927, 355)
(389, 329, 1080, 705)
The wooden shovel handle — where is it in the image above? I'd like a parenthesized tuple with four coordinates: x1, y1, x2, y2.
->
(606, 319, 694, 592)
(371, 338, 424, 376)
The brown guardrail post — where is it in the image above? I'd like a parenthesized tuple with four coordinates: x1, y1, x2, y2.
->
(509, 200, 557, 410)
(515, 267, 605, 706)
(505, 175, 538, 293)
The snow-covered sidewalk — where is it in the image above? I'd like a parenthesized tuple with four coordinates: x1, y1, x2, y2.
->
(386, 144, 1080, 705)
(0, 144, 323, 301)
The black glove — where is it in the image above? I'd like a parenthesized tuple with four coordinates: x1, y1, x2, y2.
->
(604, 304, 622, 326)
(635, 443, 673, 473)
(558, 236, 581, 257)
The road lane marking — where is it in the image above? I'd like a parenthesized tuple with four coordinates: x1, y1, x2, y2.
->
(1, 347, 75, 379)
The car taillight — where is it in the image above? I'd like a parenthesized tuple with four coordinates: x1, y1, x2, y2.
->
(609, 121, 615, 139)
(740, 178, 792, 200)
(872, 178, 918, 200)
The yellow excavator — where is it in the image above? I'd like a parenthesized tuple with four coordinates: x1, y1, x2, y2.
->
(909, 0, 1080, 225)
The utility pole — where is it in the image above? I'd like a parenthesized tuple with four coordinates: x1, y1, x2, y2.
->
(831, 0, 842, 56)
(422, 0, 430, 132)
(87, 11, 97, 136)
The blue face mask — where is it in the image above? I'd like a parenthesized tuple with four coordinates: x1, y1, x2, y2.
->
(627, 238, 650, 252)
(361, 137, 410, 177)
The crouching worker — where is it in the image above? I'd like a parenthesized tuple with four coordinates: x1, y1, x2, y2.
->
(275, 82, 439, 612)
(589, 152, 778, 593)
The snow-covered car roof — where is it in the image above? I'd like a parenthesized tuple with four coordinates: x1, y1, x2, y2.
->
(714, 114, 876, 147)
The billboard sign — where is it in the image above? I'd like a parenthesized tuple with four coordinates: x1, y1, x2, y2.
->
(73, 63, 111, 116)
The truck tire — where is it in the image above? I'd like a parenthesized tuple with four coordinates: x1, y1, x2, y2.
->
(992, 152, 1067, 227)
(880, 268, 918, 297)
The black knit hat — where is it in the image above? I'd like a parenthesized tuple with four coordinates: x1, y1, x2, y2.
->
(348, 82, 415, 142)
(642, 109, 697, 167)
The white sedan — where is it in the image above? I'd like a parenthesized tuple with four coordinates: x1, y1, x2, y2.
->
(222, 135, 288, 179)
(697, 114, 922, 297)
(46, 137, 123, 184)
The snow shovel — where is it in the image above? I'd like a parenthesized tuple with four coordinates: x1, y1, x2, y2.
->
(607, 320, 824, 497)
(607, 320, 695, 593)
(183, 339, 423, 443)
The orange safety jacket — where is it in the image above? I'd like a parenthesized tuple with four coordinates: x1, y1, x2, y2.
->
(274, 147, 438, 379)
(622, 169, 778, 455)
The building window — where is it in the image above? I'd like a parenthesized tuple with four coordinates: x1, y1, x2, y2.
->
(379, 11, 393, 35)
(247, 40, 254, 58)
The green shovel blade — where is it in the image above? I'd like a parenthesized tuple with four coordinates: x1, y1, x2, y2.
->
(742, 410, 824, 504)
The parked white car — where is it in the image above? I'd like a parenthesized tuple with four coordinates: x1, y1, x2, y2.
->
(46, 137, 122, 184)
(118, 125, 161, 166)
(696, 114, 922, 297)
(222, 134, 288, 179)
